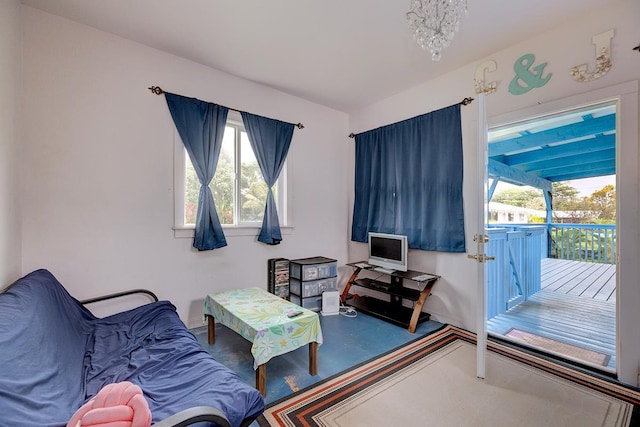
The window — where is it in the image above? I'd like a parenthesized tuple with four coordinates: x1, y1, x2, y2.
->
(174, 113, 288, 236)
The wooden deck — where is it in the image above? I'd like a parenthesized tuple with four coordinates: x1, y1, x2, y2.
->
(487, 258, 616, 371)
(539, 258, 616, 302)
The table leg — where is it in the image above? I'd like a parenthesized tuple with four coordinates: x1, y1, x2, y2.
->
(256, 364, 266, 397)
(309, 342, 318, 376)
(207, 315, 216, 345)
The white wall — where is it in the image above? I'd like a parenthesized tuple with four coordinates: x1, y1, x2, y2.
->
(348, 0, 640, 385)
(0, 0, 22, 287)
(20, 6, 350, 327)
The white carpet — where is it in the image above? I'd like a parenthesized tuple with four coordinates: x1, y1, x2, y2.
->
(323, 341, 630, 426)
(261, 326, 634, 426)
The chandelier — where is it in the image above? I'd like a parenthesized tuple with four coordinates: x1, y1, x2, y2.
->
(406, 0, 467, 61)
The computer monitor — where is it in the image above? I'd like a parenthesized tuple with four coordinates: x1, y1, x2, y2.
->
(368, 232, 408, 273)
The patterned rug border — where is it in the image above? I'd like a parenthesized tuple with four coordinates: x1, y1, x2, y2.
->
(259, 322, 450, 410)
(258, 324, 640, 426)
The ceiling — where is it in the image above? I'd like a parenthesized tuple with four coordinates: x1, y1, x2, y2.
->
(21, 0, 622, 113)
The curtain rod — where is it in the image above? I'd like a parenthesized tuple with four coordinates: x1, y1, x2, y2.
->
(148, 86, 304, 129)
(347, 96, 474, 138)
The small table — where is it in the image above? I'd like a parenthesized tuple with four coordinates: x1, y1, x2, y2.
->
(204, 287, 323, 396)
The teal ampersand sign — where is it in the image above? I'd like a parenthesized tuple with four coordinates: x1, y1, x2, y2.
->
(509, 53, 552, 95)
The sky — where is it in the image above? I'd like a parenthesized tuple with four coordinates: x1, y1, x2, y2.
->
(566, 175, 616, 197)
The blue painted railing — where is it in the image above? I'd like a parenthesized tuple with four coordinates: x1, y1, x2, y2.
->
(485, 225, 544, 319)
(549, 223, 616, 264)
(485, 223, 616, 318)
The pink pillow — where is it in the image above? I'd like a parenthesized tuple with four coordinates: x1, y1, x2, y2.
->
(67, 381, 151, 427)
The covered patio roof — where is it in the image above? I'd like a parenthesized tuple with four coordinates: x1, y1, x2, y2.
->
(488, 103, 616, 194)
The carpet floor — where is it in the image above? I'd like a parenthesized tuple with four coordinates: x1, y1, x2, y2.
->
(259, 325, 640, 427)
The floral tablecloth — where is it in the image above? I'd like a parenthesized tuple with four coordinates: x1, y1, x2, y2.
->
(204, 287, 323, 369)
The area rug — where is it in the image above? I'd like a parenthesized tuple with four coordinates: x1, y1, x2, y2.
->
(505, 327, 611, 367)
(258, 325, 640, 427)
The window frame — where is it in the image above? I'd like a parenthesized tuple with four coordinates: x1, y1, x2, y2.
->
(173, 111, 292, 238)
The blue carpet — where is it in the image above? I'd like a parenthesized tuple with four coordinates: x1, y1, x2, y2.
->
(192, 311, 443, 405)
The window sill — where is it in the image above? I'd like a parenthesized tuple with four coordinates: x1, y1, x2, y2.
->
(173, 225, 294, 239)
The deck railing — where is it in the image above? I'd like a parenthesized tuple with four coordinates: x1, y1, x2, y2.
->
(485, 222, 616, 318)
(485, 225, 545, 318)
(549, 223, 616, 264)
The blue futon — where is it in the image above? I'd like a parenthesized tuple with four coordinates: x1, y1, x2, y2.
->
(0, 269, 264, 427)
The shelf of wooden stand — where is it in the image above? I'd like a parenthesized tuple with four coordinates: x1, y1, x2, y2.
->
(351, 278, 421, 301)
(342, 262, 440, 333)
(346, 295, 430, 329)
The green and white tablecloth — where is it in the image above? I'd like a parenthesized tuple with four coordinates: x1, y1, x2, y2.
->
(204, 287, 323, 369)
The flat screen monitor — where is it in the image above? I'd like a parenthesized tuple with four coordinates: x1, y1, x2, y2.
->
(368, 232, 408, 273)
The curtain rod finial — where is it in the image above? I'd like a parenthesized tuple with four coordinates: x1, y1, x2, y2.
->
(348, 133, 355, 138)
(149, 86, 164, 95)
(296, 123, 304, 129)
(460, 97, 474, 106)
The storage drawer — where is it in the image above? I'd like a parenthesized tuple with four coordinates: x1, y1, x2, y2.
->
(289, 257, 337, 281)
(268, 258, 289, 299)
(290, 276, 337, 297)
(289, 294, 323, 311)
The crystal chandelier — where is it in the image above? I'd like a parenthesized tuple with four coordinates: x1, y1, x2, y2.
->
(406, 0, 467, 61)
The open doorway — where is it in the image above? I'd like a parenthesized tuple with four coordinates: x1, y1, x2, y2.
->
(484, 101, 617, 373)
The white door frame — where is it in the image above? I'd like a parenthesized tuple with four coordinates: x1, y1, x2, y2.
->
(475, 93, 488, 379)
(485, 80, 638, 385)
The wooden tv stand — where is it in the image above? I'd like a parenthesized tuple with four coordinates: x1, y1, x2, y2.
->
(341, 262, 440, 333)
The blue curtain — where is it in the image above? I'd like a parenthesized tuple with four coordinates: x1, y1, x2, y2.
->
(351, 104, 466, 252)
(241, 112, 294, 245)
(165, 93, 229, 251)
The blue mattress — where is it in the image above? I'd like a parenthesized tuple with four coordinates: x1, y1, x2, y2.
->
(0, 269, 264, 427)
